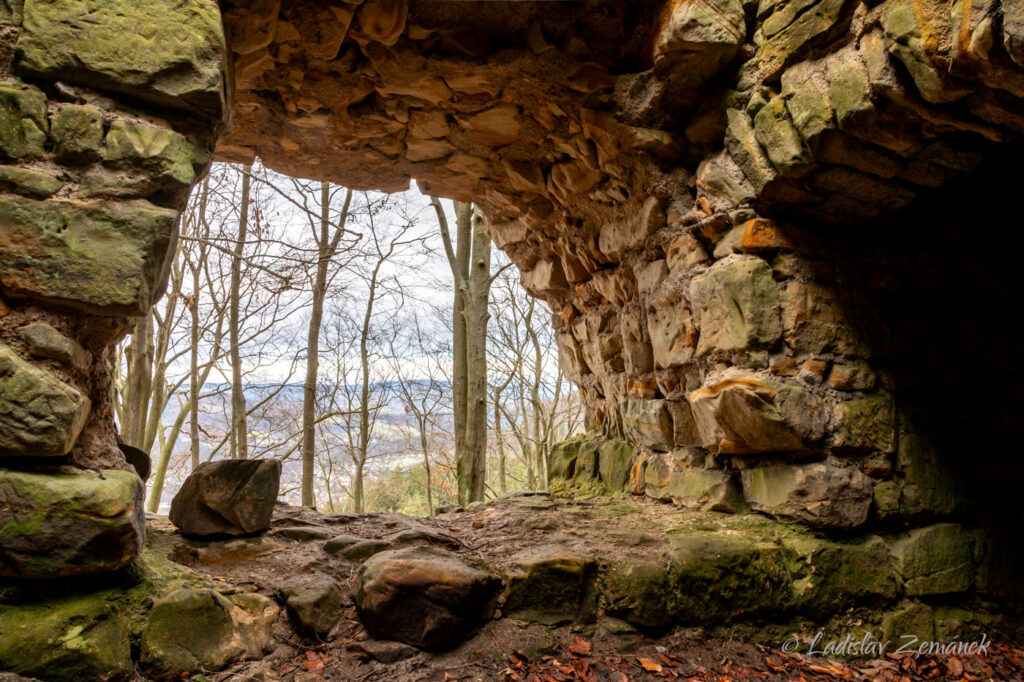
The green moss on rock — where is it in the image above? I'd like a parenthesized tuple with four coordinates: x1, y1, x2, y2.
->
(504, 549, 596, 625)
(15, 0, 229, 121)
(0, 468, 143, 577)
(51, 103, 104, 160)
(0, 79, 47, 159)
(0, 196, 178, 315)
(0, 343, 90, 457)
(0, 593, 132, 681)
(0, 164, 63, 197)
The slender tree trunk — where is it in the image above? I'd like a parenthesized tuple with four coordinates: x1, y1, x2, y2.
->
(464, 208, 491, 502)
(451, 202, 471, 502)
(494, 391, 507, 494)
(229, 165, 251, 460)
(123, 315, 154, 447)
(189, 179, 209, 471)
(417, 412, 434, 514)
(301, 184, 351, 507)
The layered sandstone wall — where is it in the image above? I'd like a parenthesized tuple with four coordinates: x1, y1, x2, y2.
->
(0, 0, 1021, 584)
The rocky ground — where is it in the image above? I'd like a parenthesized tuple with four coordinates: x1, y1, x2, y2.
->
(128, 493, 1021, 681)
(3, 491, 1021, 681)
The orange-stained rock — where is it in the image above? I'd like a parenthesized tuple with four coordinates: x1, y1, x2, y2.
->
(457, 104, 521, 146)
(740, 218, 793, 251)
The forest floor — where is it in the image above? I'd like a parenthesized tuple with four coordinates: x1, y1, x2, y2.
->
(147, 494, 1023, 682)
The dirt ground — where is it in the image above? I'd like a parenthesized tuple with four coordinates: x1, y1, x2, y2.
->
(145, 494, 1023, 682)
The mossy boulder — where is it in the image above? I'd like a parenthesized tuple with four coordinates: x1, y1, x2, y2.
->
(548, 437, 584, 483)
(15, 0, 229, 121)
(139, 589, 278, 680)
(0, 343, 91, 457)
(668, 532, 791, 622)
(832, 392, 896, 453)
(0, 197, 178, 315)
(597, 439, 634, 491)
(0, 468, 144, 577)
(784, 535, 900, 614)
(0, 593, 132, 681)
(604, 559, 675, 631)
(19, 322, 92, 370)
(503, 548, 596, 625)
(740, 461, 874, 529)
(644, 457, 746, 513)
(280, 575, 343, 638)
(0, 80, 47, 160)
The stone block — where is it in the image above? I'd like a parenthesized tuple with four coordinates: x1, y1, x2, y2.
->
(0, 80, 47, 160)
(690, 257, 782, 356)
(644, 455, 746, 512)
(896, 432, 963, 516)
(621, 399, 673, 451)
(51, 103, 104, 160)
(741, 461, 874, 529)
(16, 0, 229, 120)
(833, 392, 896, 452)
(754, 95, 811, 175)
(503, 548, 595, 625)
(18, 322, 92, 370)
(0, 165, 62, 197)
(887, 523, 974, 595)
(647, 285, 697, 369)
(0, 593, 132, 681)
(0, 344, 90, 457)
(0, 468, 144, 577)
(666, 399, 701, 446)
(689, 369, 826, 454)
(548, 437, 583, 483)
(783, 535, 899, 614)
(0, 197, 179, 316)
(102, 120, 210, 190)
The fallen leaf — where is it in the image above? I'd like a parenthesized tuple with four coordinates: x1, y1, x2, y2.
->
(569, 636, 591, 657)
(637, 657, 663, 673)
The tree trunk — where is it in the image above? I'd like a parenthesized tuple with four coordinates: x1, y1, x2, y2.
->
(463, 208, 491, 503)
(229, 165, 251, 460)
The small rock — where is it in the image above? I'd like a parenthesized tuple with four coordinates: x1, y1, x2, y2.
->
(169, 459, 281, 537)
(324, 535, 364, 555)
(341, 539, 393, 561)
(434, 504, 464, 514)
(353, 546, 500, 650)
(346, 639, 420, 663)
(324, 512, 360, 524)
(275, 526, 334, 541)
(18, 322, 92, 370)
(281, 575, 343, 638)
(520, 514, 559, 531)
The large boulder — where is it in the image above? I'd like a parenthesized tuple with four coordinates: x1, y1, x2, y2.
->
(140, 589, 278, 680)
(740, 461, 874, 529)
(0, 468, 144, 577)
(0, 343, 91, 457)
(15, 0, 229, 121)
(353, 546, 500, 650)
(169, 459, 281, 537)
(0, 593, 132, 681)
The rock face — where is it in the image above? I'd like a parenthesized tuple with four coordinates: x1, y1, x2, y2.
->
(0, 469, 144, 578)
(140, 589, 278, 679)
(0, 0, 1020, 643)
(353, 546, 500, 650)
(502, 548, 596, 625)
(169, 459, 281, 537)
